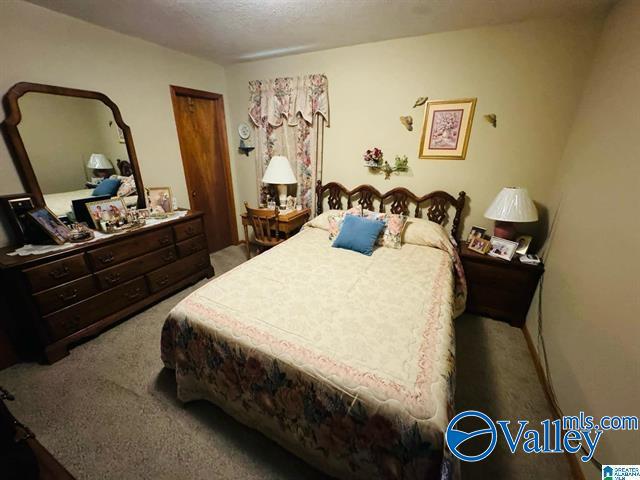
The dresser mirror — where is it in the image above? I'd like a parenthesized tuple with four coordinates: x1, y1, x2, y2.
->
(1, 82, 145, 219)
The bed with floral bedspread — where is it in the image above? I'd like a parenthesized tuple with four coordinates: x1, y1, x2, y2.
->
(161, 214, 465, 480)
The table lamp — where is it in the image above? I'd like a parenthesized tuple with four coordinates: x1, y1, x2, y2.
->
(484, 187, 538, 240)
(262, 155, 296, 208)
(87, 153, 114, 181)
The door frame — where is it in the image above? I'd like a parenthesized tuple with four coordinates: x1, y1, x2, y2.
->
(169, 85, 238, 245)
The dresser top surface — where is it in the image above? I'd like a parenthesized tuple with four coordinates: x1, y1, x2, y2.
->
(0, 210, 203, 270)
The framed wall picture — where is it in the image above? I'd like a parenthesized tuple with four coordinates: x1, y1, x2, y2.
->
(488, 236, 519, 261)
(147, 187, 173, 214)
(27, 207, 71, 245)
(85, 198, 128, 229)
(419, 98, 477, 159)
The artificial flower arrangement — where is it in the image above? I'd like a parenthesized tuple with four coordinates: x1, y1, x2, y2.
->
(363, 147, 409, 179)
(363, 147, 383, 167)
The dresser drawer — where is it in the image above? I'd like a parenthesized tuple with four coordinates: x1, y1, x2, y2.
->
(146, 250, 210, 293)
(95, 246, 177, 290)
(24, 253, 90, 293)
(176, 235, 207, 258)
(87, 227, 173, 270)
(44, 277, 148, 341)
(33, 275, 99, 316)
(173, 219, 202, 242)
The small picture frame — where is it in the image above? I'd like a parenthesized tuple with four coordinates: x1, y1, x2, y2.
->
(515, 235, 533, 255)
(468, 235, 491, 254)
(27, 207, 71, 245)
(147, 187, 173, 214)
(467, 225, 486, 243)
(85, 198, 128, 229)
(488, 236, 519, 261)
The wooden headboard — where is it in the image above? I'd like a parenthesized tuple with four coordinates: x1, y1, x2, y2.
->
(316, 181, 466, 240)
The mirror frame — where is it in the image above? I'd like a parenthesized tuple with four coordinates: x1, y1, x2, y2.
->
(1, 82, 146, 210)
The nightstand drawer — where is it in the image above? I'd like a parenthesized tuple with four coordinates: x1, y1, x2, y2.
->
(463, 261, 529, 294)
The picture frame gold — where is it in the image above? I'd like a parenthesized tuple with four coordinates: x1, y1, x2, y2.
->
(468, 235, 491, 254)
(26, 206, 71, 245)
(147, 186, 174, 214)
(85, 197, 128, 229)
(419, 98, 477, 160)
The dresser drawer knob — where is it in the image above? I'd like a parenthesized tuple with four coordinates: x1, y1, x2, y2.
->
(105, 272, 121, 285)
(126, 288, 144, 300)
(162, 252, 175, 262)
(99, 253, 115, 264)
(157, 275, 170, 286)
(49, 266, 70, 279)
(159, 236, 171, 246)
(58, 289, 79, 302)
(186, 226, 195, 235)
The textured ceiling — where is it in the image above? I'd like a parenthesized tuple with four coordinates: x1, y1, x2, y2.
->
(25, 0, 614, 64)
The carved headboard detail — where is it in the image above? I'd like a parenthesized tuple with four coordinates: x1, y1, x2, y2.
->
(316, 181, 466, 240)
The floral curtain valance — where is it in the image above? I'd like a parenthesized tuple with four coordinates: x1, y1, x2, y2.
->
(248, 74, 329, 128)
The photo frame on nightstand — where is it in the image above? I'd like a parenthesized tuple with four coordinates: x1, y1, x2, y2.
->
(468, 235, 491, 254)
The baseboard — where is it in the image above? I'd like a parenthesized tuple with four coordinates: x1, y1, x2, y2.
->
(522, 327, 587, 480)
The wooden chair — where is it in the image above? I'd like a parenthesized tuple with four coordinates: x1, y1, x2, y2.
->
(244, 202, 283, 257)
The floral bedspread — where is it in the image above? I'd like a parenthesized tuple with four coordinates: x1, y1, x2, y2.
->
(161, 225, 461, 479)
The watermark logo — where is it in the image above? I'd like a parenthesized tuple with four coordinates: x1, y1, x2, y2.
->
(445, 410, 638, 464)
(603, 465, 640, 480)
(445, 410, 497, 462)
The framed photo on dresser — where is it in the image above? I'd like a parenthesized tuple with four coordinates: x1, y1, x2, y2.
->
(27, 207, 71, 245)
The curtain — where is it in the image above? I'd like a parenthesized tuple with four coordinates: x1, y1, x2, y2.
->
(248, 74, 329, 213)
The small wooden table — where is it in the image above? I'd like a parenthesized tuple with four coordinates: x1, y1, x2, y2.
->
(241, 208, 310, 258)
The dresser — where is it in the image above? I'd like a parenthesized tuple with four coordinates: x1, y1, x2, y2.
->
(0, 211, 213, 364)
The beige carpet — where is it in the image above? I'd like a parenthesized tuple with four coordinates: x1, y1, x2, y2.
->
(0, 245, 570, 479)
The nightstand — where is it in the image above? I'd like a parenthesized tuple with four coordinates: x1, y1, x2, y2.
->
(459, 243, 544, 327)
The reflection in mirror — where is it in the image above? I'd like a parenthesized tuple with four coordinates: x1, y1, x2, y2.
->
(17, 93, 138, 218)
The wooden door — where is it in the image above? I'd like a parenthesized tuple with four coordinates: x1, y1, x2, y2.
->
(170, 86, 237, 252)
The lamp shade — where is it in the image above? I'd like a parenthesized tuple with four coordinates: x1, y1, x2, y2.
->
(87, 153, 112, 169)
(262, 156, 296, 184)
(484, 187, 538, 222)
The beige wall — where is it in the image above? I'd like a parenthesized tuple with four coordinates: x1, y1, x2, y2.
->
(526, 0, 640, 477)
(225, 16, 603, 241)
(0, 0, 231, 246)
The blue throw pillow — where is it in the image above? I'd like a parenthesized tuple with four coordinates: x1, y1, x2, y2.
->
(92, 178, 121, 196)
(332, 214, 385, 256)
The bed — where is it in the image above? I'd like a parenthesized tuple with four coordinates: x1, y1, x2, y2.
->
(161, 182, 467, 480)
(44, 189, 138, 217)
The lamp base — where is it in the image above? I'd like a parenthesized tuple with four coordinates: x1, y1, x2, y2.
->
(277, 184, 288, 208)
(493, 221, 517, 240)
